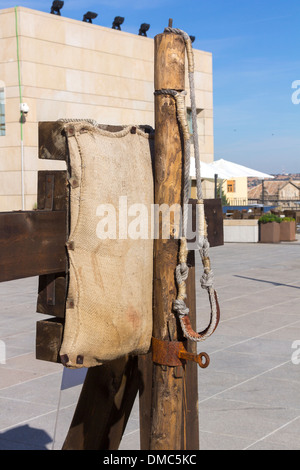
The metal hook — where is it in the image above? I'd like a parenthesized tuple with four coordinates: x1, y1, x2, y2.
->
(178, 349, 210, 369)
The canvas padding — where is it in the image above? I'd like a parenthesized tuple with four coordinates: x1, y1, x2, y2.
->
(59, 123, 154, 368)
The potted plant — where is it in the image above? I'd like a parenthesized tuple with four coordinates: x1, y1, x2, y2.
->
(259, 213, 281, 243)
(280, 217, 296, 242)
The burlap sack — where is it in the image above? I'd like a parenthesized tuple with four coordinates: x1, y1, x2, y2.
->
(59, 122, 154, 368)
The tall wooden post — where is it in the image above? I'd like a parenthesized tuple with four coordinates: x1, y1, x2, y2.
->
(150, 31, 187, 450)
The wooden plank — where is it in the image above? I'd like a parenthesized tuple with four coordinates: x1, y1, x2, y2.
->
(36, 170, 68, 319)
(37, 170, 68, 211)
(187, 198, 224, 248)
(0, 211, 67, 282)
(36, 318, 64, 363)
(204, 198, 224, 247)
(36, 272, 66, 318)
(182, 250, 199, 450)
(62, 356, 139, 450)
(39, 121, 68, 161)
(138, 352, 153, 450)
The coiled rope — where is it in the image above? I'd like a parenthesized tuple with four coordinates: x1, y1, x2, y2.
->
(159, 28, 220, 342)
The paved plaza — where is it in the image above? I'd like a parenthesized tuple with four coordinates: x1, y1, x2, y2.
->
(0, 240, 300, 450)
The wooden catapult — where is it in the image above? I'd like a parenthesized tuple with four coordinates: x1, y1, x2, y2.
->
(0, 26, 223, 450)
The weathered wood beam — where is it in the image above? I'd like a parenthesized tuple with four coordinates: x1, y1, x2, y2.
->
(0, 210, 67, 282)
(37, 170, 68, 212)
(202, 198, 224, 247)
(150, 31, 186, 451)
(37, 273, 67, 319)
(39, 121, 69, 161)
(62, 356, 140, 450)
(182, 250, 199, 450)
(36, 170, 68, 321)
(187, 198, 223, 248)
(36, 317, 64, 363)
(139, 250, 199, 451)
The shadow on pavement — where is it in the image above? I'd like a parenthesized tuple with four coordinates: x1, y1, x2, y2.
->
(0, 424, 52, 450)
(234, 275, 300, 290)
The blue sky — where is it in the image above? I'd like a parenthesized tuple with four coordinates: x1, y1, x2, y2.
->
(3, 0, 300, 174)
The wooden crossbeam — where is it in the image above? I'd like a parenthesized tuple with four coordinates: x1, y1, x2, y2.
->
(0, 199, 221, 286)
(0, 117, 224, 450)
(0, 210, 66, 282)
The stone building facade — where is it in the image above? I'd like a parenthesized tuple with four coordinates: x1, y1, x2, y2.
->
(0, 6, 214, 211)
(248, 180, 300, 209)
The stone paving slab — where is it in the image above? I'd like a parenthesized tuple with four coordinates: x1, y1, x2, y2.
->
(0, 241, 299, 450)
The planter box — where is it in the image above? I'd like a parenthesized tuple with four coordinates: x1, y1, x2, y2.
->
(280, 220, 296, 241)
(224, 220, 259, 243)
(260, 222, 280, 243)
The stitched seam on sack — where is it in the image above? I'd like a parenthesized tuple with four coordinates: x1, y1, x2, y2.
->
(66, 254, 81, 359)
(65, 131, 83, 363)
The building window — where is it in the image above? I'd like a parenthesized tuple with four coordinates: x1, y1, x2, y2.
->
(0, 87, 5, 136)
(227, 180, 236, 193)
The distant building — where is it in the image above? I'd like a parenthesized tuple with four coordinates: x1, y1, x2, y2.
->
(0, 6, 215, 211)
(221, 177, 248, 206)
(248, 180, 300, 209)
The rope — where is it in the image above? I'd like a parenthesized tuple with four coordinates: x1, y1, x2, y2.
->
(58, 118, 99, 126)
(58, 120, 153, 139)
(160, 28, 220, 342)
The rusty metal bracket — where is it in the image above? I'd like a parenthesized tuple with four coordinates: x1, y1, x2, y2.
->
(151, 337, 210, 369)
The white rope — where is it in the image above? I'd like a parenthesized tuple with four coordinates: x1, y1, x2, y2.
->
(162, 28, 220, 342)
(58, 120, 153, 140)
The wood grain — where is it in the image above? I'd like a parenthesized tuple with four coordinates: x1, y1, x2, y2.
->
(0, 211, 67, 282)
(150, 32, 187, 451)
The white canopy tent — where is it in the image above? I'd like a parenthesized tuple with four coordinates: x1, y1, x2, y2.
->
(190, 158, 274, 201)
(208, 158, 274, 180)
(190, 158, 274, 180)
(189, 157, 229, 180)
